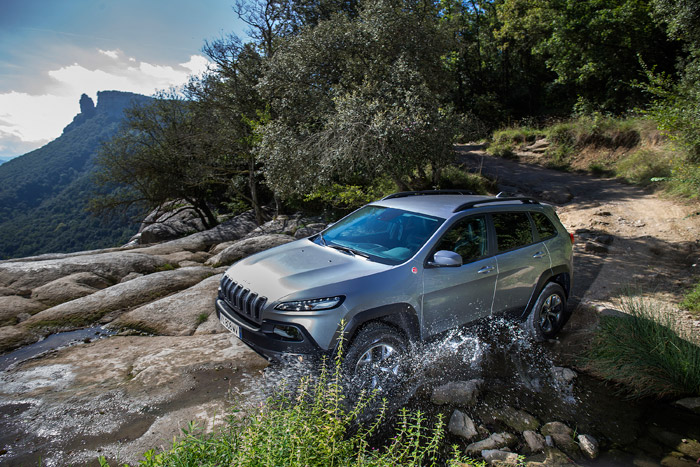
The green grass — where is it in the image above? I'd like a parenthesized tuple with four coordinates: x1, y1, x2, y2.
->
(585, 294, 700, 399)
(101, 354, 484, 467)
(681, 281, 700, 315)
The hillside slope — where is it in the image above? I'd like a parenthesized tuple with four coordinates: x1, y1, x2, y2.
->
(0, 91, 150, 259)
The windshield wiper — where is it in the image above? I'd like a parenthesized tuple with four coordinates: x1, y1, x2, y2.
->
(329, 244, 369, 258)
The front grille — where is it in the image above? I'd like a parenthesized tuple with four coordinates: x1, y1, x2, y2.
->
(220, 275, 267, 325)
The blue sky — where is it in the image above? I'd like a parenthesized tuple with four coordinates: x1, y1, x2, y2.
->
(0, 0, 246, 159)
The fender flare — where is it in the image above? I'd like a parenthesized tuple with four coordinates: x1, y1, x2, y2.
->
(520, 265, 571, 319)
(332, 303, 421, 354)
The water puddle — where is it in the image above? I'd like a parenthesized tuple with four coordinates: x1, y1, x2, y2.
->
(0, 326, 114, 371)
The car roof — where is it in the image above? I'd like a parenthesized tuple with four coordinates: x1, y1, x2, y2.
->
(372, 193, 541, 219)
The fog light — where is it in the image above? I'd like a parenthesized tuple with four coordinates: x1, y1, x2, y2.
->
(272, 325, 303, 341)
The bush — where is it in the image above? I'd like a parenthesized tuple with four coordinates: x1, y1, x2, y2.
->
(585, 294, 700, 399)
(107, 355, 482, 467)
(436, 165, 495, 195)
(486, 141, 517, 159)
(615, 148, 673, 186)
(681, 281, 700, 315)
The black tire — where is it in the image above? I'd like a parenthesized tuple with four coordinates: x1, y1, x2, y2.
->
(526, 282, 570, 341)
(343, 322, 407, 392)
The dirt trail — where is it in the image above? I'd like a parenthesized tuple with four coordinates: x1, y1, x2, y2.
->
(456, 144, 700, 342)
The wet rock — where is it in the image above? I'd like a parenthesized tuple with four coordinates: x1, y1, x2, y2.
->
(30, 272, 112, 306)
(523, 430, 546, 453)
(492, 406, 540, 432)
(649, 427, 700, 460)
(431, 379, 483, 406)
(527, 447, 578, 466)
(551, 367, 577, 385)
(0, 267, 215, 353)
(465, 432, 518, 455)
(481, 449, 519, 464)
(541, 421, 573, 437)
(0, 296, 47, 326)
(660, 455, 699, 467)
(112, 274, 221, 336)
(577, 434, 599, 459)
(674, 397, 700, 414)
(205, 234, 296, 267)
(0, 251, 168, 295)
(448, 409, 478, 440)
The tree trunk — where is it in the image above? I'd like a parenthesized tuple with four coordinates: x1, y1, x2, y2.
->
(249, 158, 264, 225)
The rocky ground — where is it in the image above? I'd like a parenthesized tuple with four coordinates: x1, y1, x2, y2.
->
(0, 147, 699, 466)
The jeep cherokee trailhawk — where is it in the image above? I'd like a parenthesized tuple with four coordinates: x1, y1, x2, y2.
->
(216, 191, 574, 381)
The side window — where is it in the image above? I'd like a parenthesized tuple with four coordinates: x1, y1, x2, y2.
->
(492, 212, 533, 251)
(435, 215, 488, 263)
(531, 212, 558, 240)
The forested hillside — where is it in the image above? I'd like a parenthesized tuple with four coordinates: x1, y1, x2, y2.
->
(0, 91, 150, 259)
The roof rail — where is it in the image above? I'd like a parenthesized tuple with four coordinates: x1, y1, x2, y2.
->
(382, 189, 474, 200)
(453, 197, 540, 213)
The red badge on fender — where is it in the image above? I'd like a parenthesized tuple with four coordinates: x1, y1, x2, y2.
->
(411, 267, 418, 274)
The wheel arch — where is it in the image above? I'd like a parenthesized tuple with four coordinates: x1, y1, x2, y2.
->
(520, 266, 571, 320)
(332, 303, 420, 356)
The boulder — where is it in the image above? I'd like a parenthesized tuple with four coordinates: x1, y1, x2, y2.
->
(674, 397, 700, 414)
(205, 234, 296, 267)
(551, 367, 577, 386)
(448, 410, 478, 440)
(30, 272, 112, 306)
(112, 275, 222, 336)
(0, 252, 168, 295)
(527, 447, 578, 466)
(156, 250, 211, 266)
(0, 296, 47, 326)
(431, 379, 483, 406)
(492, 406, 540, 432)
(540, 421, 573, 437)
(577, 434, 599, 459)
(465, 432, 518, 455)
(481, 449, 520, 464)
(523, 430, 546, 453)
(243, 214, 325, 239)
(0, 267, 215, 354)
(194, 312, 228, 335)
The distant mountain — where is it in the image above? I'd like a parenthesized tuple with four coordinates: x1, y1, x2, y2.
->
(0, 91, 151, 259)
(0, 157, 13, 166)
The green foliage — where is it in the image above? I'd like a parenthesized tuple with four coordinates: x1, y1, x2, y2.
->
(585, 293, 700, 399)
(616, 148, 673, 185)
(117, 356, 476, 467)
(681, 280, 700, 315)
(305, 179, 396, 211)
(486, 142, 517, 159)
(434, 165, 495, 194)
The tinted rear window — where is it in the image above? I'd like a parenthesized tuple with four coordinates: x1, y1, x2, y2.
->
(492, 212, 533, 251)
(531, 212, 558, 240)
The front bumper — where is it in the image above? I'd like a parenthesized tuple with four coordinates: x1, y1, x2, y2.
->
(215, 298, 325, 361)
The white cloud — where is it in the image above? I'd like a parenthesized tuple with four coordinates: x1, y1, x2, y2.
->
(0, 50, 212, 158)
(98, 49, 120, 59)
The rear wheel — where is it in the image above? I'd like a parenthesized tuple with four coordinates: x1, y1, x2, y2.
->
(343, 323, 407, 392)
(526, 282, 569, 341)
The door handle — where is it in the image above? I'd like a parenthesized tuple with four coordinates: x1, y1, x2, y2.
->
(532, 251, 546, 258)
(477, 266, 495, 274)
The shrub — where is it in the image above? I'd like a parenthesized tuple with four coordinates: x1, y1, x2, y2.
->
(436, 165, 495, 195)
(681, 281, 700, 315)
(486, 141, 517, 159)
(585, 294, 700, 399)
(615, 148, 673, 186)
(108, 355, 482, 467)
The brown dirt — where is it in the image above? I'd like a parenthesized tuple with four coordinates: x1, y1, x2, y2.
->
(456, 143, 700, 354)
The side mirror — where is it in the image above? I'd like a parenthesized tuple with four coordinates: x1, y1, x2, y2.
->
(428, 250, 463, 268)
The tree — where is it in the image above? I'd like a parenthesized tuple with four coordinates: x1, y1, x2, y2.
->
(497, 0, 679, 112)
(92, 90, 228, 229)
(258, 0, 458, 196)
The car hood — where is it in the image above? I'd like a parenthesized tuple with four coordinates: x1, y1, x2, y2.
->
(224, 239, 392, 302)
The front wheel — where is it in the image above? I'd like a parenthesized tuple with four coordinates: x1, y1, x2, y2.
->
(343, 323, 407, 393)
(526, 282, 570, 341)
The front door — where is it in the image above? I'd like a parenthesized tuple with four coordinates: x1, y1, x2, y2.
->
(421, 215, 497, 337)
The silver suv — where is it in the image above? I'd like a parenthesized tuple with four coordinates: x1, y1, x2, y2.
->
(216, 191, 573, 379)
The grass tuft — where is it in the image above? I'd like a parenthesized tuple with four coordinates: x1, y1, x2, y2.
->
(681, 281, 700, 315)
(585, 294, 700, 399)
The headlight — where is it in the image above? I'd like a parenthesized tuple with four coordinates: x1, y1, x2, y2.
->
(275, 296, 345, 311)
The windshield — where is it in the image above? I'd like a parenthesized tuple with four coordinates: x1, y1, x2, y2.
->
(315, 205, 444, 265)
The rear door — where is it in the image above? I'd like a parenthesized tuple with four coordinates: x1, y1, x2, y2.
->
(421, 214, 497, 336)
(491, 211, 552, 315)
